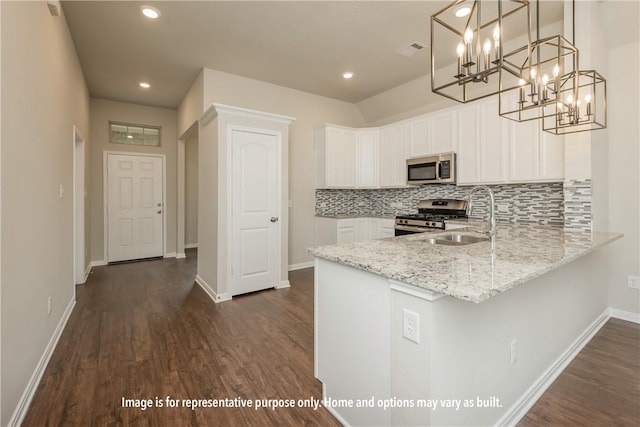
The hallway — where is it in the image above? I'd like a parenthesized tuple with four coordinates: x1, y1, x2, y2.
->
(22, 251, 339, 426)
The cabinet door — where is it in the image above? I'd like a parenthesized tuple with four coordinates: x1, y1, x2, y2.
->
(355, 218, 369, 242)
(326, 127, 356, 188)
(509, 119, 540, 182)
(356, 130, 380, 188)
(429, 109, 457, 154)
(479, 99, 508, 183)
(456, 104, 480, 184)
(407, 116, 429, 158)
(539, 131, 564, 180)
(379, 124, 408, 187)
(367, 218, 380, 240)
(378, 219, 396, 239)
(337, 220, 356, 244)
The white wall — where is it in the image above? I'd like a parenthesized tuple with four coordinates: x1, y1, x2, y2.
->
(193, 68, 366, 267)
(604, 39, 640, 315)
(88, 99, 178, 261)
(185, 130, 198, 247)
(0, 2, 90, 424)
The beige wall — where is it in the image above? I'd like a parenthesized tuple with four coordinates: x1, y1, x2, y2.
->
(604, 39, 640, 315)
(185, 130, 198, 246)
(178, 70, 205, 137)
(198, 68, 366, 267)
(1, 2, 90, 424)
(89, 99, 178, 261)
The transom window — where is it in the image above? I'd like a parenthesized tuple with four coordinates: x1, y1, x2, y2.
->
(109, 121, 161, 147)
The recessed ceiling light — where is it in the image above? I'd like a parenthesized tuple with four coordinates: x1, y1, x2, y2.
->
(141, 5, 160, 19)
(139, 82, 151, 89)
(455, 5, 471, 17)
(343, 72, 354, 79)
(127, 135, 133, 139)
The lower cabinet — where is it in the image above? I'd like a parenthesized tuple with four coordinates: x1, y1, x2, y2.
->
(315, 217, 396, 245)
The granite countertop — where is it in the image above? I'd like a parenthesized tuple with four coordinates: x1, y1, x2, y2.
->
(315, 214, 396, 220)
(308, 224, 623, 303)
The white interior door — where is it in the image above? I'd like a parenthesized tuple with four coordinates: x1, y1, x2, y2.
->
(74, 128, 85, 283)
(231, 128, 280, 296)
(107, 154, 163, 262)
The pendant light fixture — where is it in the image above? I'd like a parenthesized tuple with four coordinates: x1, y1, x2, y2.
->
(498, 0, 579, 122)
(430, 0, 532, 103)
(541, 1, 607, 134)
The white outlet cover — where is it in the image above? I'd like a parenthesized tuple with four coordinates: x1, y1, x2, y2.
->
(403, 309, 420, 344)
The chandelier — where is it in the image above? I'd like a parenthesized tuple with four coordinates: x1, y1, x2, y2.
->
(430, 0, 531, 103)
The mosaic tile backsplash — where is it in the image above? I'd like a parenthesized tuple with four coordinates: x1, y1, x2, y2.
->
(563, 179, 592, 231)
(316, 182, 572, 227)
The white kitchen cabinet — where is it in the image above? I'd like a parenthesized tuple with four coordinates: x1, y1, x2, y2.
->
(355, 129, 380, 188)
(407, 109, 457, 158)
(379, 124, 408, 187)
(315, 125, 356, 188)
(456, 99, 509, 184)
(336, 219, 356, 244)
(539, 130, 564, 180)
(509, 119, 540, 182)
(315, 217, 396, 245)
(378, 219, 396, 238)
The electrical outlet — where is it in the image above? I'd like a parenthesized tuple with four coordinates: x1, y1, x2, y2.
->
(47, 296, 52, 315)
(628, 275, 640, 289)
(510, 339, 518, 365)
(403, 309, 420, 344)
(59, 184, 64, 199)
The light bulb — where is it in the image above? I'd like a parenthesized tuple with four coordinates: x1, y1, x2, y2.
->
(493, 25, 500, 42)
(553, 64, 559, 77)
(530, 68, 537, 79)
(567, 94, 574, 104)
(457, 42, 465, 57)
(483, 39, 492, 54)
(542, 74, 549, 85)
(455, 5, 471, 17)
(464, 28, 474, 44)
(576, 100, 581, 107)
(519, 78, 526, 86)
(557, 102, 564, 109)
(585, 94, 592, 103)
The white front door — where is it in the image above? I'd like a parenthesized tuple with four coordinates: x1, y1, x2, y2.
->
(107, 153, 163, 262)
(231, 128, 280, 296)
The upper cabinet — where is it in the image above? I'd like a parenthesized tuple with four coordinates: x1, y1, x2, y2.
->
(315, 125, 356, 188)
(355, 129, 380, 188)
(457, 97, 564, 185)
(406, 108, 457, 158)
(379, 123, 408, 188)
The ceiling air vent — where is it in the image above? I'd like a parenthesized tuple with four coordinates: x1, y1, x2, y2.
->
(396, 41, 426, 58)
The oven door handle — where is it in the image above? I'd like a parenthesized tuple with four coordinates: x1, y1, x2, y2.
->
(394, 225, 439, 233)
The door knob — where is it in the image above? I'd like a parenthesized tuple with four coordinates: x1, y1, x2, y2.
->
(157, 210, 162, 214)
(270, 217, 279, 223)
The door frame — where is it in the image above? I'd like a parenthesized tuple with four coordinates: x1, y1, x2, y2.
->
(226, 124, 284, 295)
(73, 126, 86, 284)
(103, 150, 167, 262)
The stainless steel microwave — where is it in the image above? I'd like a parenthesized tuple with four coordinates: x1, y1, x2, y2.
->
(407, 152, 456, 185)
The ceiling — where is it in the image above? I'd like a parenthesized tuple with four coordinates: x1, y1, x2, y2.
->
(62, 1, 568, 109)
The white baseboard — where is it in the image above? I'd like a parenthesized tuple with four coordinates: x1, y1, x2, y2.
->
(164, 252, 177, 259)
(90, 260, 107, 268)
(195, 274, 232, 303)
(8, 297, 76, 427)
(609, 307, 640, 324)
(276, 280, 291, 289)
(176, 252, 187, 259)
(288, 261, 314, 271)
(496, 309, 610, 427)
(76, 263, 91, 285)
(184, 243, 198, 249)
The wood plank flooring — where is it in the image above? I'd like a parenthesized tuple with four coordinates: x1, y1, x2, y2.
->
(22, 250, 340, 426)
(518, 318, 640, 427)
(22, 250, 640, 426)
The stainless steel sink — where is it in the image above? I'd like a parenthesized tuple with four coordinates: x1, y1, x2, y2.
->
(424, 233, 489, 246)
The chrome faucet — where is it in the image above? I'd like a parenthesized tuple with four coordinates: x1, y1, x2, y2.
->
(466, 185, 496, 250)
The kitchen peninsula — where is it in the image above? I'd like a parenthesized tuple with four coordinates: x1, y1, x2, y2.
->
(309, 224, 621, 426)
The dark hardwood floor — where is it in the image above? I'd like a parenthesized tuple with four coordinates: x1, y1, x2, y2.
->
(22, 250, 340, 426)
(518, 318, 640, 427)
(22, 250, 640, 426)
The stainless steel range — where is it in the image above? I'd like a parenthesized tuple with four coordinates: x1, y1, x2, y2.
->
(394, 199, 468, 236)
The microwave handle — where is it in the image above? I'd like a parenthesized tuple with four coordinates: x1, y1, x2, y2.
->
(436, 161, 441, 180)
